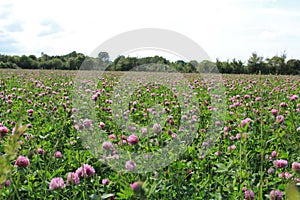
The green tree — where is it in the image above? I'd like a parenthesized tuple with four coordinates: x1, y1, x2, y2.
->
(266, 53, 286, 74)
(19, 55, 38, 69)
(247, 53, 265, 74)
(98, 52, 110, 69)
(286, 59, 300, 75)
(231, 59, 244, 74)
(74, 53, 86, 70)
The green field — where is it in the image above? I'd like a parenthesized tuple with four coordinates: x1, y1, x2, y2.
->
(0, 69, 299, 199)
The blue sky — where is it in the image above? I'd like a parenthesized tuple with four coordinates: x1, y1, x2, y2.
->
(0, 0, 300, 62)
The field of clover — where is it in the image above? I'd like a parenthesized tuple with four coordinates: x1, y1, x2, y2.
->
(0, 69, 299, 200)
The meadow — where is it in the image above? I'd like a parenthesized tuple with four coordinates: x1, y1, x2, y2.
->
(0, 69, 299, 199)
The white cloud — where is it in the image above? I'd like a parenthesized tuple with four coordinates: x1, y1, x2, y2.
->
(38, 19, 63, 37)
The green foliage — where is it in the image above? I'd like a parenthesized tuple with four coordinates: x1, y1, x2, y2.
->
(1, 51, 299, 74)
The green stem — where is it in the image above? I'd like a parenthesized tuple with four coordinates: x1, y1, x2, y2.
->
(12, 172, 21, 200)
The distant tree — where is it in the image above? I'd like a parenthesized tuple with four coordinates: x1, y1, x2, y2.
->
(286, 59, 300, 75)
(216, 59, 233, 74)
(74, 53, 86, 70)
(69, 51, 78, 58)
(174, 60, 185, 72)
(51, 58, 64, 70)
(98, 52, 110, 69)
(0, 51, 299, 74)
(19, 55, 38, 69)
(81, 57, 98, 70)
(7, 55, 20, 67)
(29, 55, 37, 61)
(198, 60, 216, 73)
(189, 60, 198, 70)
(247, 53, 265, 74)
(68, 58, 76, 70)
(39, 53, 50, 62)
(231, 59, 244, 74)
(266, 53, 286, 74)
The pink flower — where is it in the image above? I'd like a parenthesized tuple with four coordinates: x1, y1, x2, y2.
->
(244, 94, 250, 99)
(83, 119, 92, 127)
(130, 181, 143, 193)
(284, 172, 292, 179)
(280, 102, 288, 107)
(102, 179, 110, 185)
(37, 148, 45, 155)
(76, 164, 95, 177)
(297, 127, 300, 131)
(292, 162, 300, 172)
(228, 145, 237, 150)
(271, 151, 278, 158)
(230, 136, 235, 140)
(127, 134, 139, 145)
(215, 121, 221, 126)
(109, 134, 116, 139)
(153, 123, 162, 134)
(27, 109, 34, 114)
(293, 178, 300, 182)
(290, 95, 298, 101)
(4, 179, 10, 187)
(92, 94, 97, 101)
(67, 172, 80, 185)
(102, 141, 114, 150)
(241, 118, 252, 127)
(273, 159, 288, 168)
(268, 168, 274, 174)
(244, 190, 254, 200)
(125, 160, 136, 171)
(15, 156, 30, 167)
(271, 109, 278, 115)
(141, 127, 148, 134)
(270, 190, 282, 200)
(0, 179, 11, 189)
(276, 115, 284, 123)
(54, 151, 62, 158)
(99, 122, 105, 128)
(0, 125, 9, 138)
(278, 172, 284, 178)
(224, 126, 231, 131)
(49, 177, 65, 190)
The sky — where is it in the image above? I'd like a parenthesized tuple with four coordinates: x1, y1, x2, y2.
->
(1, 0, 300, 62)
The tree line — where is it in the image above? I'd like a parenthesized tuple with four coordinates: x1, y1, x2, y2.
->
(0, 51, 299, 75)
